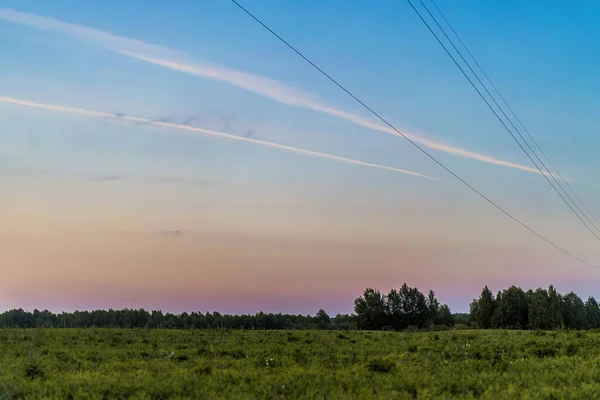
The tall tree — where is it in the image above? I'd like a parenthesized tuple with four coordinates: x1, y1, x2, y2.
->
(387, 284, 429, 330)
(562, 292, 586, 329)
(470, 286, 496, 329)
(353, 288, 387, 330)
(547, 285, 563, 329)
(316, 309, 331, 329)
(528, 288, 554, 330)
(585, 296, 600, 329)
(426, 290, 441, 326)
(493, 286, 529, 329)
(437, 304, 453, 326)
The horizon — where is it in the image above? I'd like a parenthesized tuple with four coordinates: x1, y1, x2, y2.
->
(2, 1, 600, 316)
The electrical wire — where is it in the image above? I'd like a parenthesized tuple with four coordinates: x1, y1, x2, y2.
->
(410, 0, 600, 241)
(428, 0, 600, 232)
(229, 0, 600, 269)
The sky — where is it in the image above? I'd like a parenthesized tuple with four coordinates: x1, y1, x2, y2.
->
(1, 0, 600, 315)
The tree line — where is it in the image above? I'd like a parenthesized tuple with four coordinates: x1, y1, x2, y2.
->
(1, 283, 598, 330)
(0, 308, 353, 330)
(353, 284, 453, 330)
(470, 285, 600, 330)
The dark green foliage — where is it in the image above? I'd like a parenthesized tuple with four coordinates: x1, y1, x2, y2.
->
(354, 284, 453, 331)
(470, 286, 496, 329)
(527, 340, 559, 358)
(437, 304, 454, 326)
(195, 365, 212, 375)
(495, 286, 529, 329)
(24, 363, 45, 380)
(585, 296, 600, 329)
(0, 308, 354, 330)
(453, 313, 470, 325)
(316, 309, 330, 323)
(366, 357, 396, 373)
(468, 284, 597, 332)
(353, 288, 388, 330)
(562, 292, 586, 329)
(387, 284, 429, 330)
(528, 288, 556, 330)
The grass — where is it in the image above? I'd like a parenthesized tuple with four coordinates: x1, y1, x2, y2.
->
(0, 328, 599, 398)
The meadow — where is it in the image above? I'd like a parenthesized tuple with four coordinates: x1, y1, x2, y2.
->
(0, 328, 598, 399)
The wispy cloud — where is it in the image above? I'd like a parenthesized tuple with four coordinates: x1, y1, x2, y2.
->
(97, 175, 121, 181)
(0, 8, 556, 177)
(0, 97, 437, 180)
(156, 230, 184, 237)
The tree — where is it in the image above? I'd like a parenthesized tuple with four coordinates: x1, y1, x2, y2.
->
(387, 284, 429, 330)
(562, 292, 585, 329)
(547, 285, 563, 329)
(502, 286, 529, 329)
(585, 296, 600, 329)
(437, 304, 453, 326)
(353, 288, 387, 330)
(491, 291, 505, 328)
(470, 286, 496, 329)
(491, 286, 528, 329)
(316, 309, 331, 329)
(528, 288, 554, 330)
(426, 290, 440, 326)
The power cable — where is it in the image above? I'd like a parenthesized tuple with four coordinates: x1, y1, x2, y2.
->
(410, 0, 600, 241)
(428, 0, 600, 232)
(229, 0, 600, 269)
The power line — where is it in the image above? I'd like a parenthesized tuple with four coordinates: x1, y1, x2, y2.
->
(410, 0, 600, 241)
(229, 0, 600, 269)
(427, 0, 600, 233)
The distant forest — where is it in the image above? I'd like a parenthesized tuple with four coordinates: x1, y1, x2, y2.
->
(353, 284, 600, 331)
(1, 284, 597, 330)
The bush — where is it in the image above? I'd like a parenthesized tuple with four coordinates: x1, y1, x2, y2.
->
(403, 325, 420, 333)
(366, 358, 396, 373)
(453, 324, 470, 330)
(431, 324, 451, 331)
(24, 363, 45, 380)
(195, 365, 212, 375)
(529, 342, 558, 358)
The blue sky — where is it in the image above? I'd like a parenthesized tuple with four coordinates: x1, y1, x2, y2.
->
(1, 0, 599, 314)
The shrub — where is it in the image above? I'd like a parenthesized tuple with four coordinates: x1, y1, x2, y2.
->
(219, 349, 246, 359)
(195, 365, 212, 375)
(174, 354, 189, 362)
(565, 342, 578, 357)
(366, 358, 396, 373)
(196, 347, 212, 356)
(530, 343, 558, 358)
(24, 363, 45, 380)
(453, 324, 470, 330)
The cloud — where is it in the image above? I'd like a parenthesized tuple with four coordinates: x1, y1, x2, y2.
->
(0, 8, 560, 178)
(98, 175, 121, 181)
(157, 230, 183, 237)
(0, 97, 438, 180)
(156, 112, 235, 131)
(149, 176, 233, 186)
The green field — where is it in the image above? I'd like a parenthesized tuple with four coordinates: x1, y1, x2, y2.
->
(0, 328, 598, 399)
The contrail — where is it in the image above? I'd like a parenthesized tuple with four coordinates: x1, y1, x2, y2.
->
(0, 8, 563, 179)
(0, 97, 438, 180)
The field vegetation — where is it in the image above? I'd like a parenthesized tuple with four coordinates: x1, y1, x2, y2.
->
(1, 328, 599, 399)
